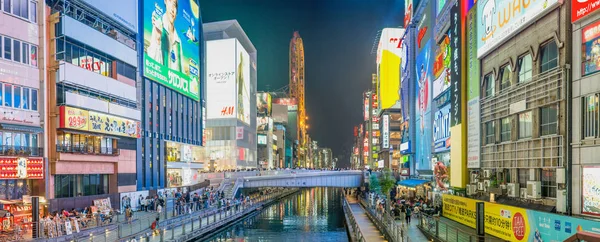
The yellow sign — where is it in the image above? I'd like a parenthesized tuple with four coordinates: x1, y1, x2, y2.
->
(379, 50, 401, 110)
(442, 194, 530, 241)
(60, 106, 140, 138)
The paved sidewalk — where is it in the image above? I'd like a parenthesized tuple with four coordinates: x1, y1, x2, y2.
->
(394, 216, 428, 242)
(346, 196, 387, 242)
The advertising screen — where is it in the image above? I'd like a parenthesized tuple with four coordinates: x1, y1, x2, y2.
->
(257, 134, 267, 145)
(59, 106, 141, 138)
(415, 40, 433, 170)
(583, 167, 600, 215)
(583, 20, 600, 76)
(477, 0, 559, 58)
(404, 0, 412, 27)
(257, 93, 272, 116)
(377, 28, 405, 110)
(143, 0, 200, 100)
(236, 42, 251, 124)
(433, 34, 451, 99)
(206, 39, 236, 119)
(364, 94, 369, 121)
(257, 117, 269, 131)
(433, 105, 451, 152)
(466, 6, 481, 169)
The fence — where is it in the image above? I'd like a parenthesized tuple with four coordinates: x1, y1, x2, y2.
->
(417, 214, 502, 242)
(358, 196, 409, 242)
(341, 196, 366, 242)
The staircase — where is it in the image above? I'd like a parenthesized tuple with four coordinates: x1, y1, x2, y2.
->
(223, 179, 237, 199)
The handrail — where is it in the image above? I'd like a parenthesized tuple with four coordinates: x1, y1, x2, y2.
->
(342, 195, 366, 242)
(359, 196, 408, 242)
(417, 213, 502, 242)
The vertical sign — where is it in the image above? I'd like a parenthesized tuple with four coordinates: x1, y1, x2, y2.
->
(364, 94, 370, 121)
(383, 115, 390, 149)
(466, 6, 481, 169)
(450, 2, 462, 127)
(236, 127, 244, 140)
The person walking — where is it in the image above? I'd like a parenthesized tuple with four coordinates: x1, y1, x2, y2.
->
(125, 206, 133, 224)
(405, 205, 412, 225)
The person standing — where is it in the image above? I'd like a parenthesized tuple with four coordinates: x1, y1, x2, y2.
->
(405, 205, 412, 225)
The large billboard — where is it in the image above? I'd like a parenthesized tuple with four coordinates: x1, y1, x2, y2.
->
(206, 39, 236, 119)
(477, 0, 560, 58)
(82, 0, 138, 33)
(433, 35, 451, 99)
(143, 0, 201, 101)
(59, 106, 141, 138)
(257, 93, 272, 116)
(382, 115, 390, 149)
(573, 0, 600, 22)
(466, 6, 481, 169)
(433, 105, 450, 153)
(236, 42, 251, 125)
(415, 40, 433, 171)
(377, 28, 405, 110)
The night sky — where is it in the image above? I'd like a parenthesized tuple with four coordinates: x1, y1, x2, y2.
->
(200, 0, 404, 167)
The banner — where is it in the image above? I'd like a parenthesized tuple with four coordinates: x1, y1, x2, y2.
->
(449, 2, 462, 127)
(383, 115, 390, 149)
(466, 6, 481, 169)
(59, 106, 141, 138)
(573, 0, 600, 23)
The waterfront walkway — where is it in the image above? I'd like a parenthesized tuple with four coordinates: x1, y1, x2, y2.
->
(395, 217, 428, 242)
(346, 195, 387, 242)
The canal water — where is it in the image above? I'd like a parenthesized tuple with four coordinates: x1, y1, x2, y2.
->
(202, 187, 349, 242)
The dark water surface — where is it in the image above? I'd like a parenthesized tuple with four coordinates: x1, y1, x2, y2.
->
(202, 187, 349, 242)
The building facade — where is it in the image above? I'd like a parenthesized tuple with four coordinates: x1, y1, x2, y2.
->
(204, 20, 257, 170)
(46, 0, 140, 210)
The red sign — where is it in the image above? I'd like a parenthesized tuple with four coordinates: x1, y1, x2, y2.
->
(0, 158, 43, 179)
(273, 98, 298, 106)
(573, 0, 600, 23)
(512, 212, 526, 240)
(354, 126, 358, 137)
(583, 20, 600, 42)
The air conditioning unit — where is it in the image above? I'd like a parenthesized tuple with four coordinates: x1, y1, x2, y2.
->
(557, 189, 567, 213)
(527, 181, 542, 199)
(483, 180, 491, 191)
(470, 185, 478, 195)
(520, 188, 527, 198)
(507, 183, 520, 197)
(477, 182, 484, 191)
(483, 170, 492, 178)
(466, 185, 474, 195)
(470, 173, 478, 184)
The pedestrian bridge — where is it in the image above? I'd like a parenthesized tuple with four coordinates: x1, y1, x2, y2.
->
(239, 170, 364, 188)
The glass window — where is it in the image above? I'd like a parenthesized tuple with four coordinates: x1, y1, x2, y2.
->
(12, 39, 20, 63)
(3, 0, 10, 13)
(13, 133, 20, 147)
(541, 105, 558, 136)
(22, 87, 28, 110)
(518, 54, 533, 83)
(31, 134, 37, 147)
(519, 111, 533, 139)
(21, 42, 28, 65)
(23, 133, 29, 148)
(29, 1, 36, 23)
(3, 37, 11, 60)
(4, 84, 12, 107)
(540, 41, 558, 73)
(12, 0, 20, 16)
(500, 65, 512, 90)
(501, 117, 512, 142)
(30, 89, 37, 111)
(485, 121, 495, 145)
(4, 132, 11, 147)
(484, 73, 495, 98)
(541, 169, 557, 198)
(584, 94, 598, 138)
(13, 86, 20, 109)
(30, 45, 37, 66)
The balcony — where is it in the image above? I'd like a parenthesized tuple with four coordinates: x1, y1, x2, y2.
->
(480, 135, 564, 169)
(56, 145, 119, 156)
(0, 146, 43, 157)
(480, 68, 565, 122)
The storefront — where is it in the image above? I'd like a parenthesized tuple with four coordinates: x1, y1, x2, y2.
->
(166, 141, 204, 188)
(396, 179, 431, 200)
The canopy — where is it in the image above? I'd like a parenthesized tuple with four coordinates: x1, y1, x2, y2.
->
(396, 179, 429, 188)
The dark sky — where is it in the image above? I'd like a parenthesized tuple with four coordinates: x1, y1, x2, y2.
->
(200, 0, 404, 167)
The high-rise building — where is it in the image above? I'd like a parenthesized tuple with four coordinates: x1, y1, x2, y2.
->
(289, 31, 306, 167)
(204, 20, 257, 170)
(138, 0, 205, 192)
(46, 0, 140, 211)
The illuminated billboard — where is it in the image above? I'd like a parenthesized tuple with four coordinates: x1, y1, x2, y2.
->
(143, 0, 200, 101)
(206, 39, 236, 119)
(377, 28, 405, 110)
(257, 93, 272, 116)
(257, 134, 267, 145)
(433, 35, 451, 99)
(364, 94, 369, 121)
(433, 105, 451, 152)
(237, 41, 251, 125)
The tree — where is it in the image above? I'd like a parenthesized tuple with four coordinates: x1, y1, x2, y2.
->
(369, 174, 381, 194)
(379, 168, 396, 199)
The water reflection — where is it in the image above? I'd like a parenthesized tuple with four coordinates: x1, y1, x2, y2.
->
(203, 187, 348, 242)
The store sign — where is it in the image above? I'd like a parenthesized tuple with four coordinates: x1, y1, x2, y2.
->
(467, 7, 481, 169)
(236, 127, 244, 140)
(378, 160, 384, 168)
(573, 0, 600, 23)
(373, 123, 379, 130)
(0, 158, 43, 179)
(180, 145, 192, 162)
(450, 2, 462, 127)
(364, 94, 370, 121)
(443, 194, 600, 241)
(59, 106, 140, 138)
(433, 106, 451, 153)
(400, 142, 410, 152)
(257, 135, 267, 145)
(0, 107, 40, 126)
(582, 20, 600, 75)
(382, 115, 390, 149)
(400, 168, 410, 176)
(477, 0, 560, 58)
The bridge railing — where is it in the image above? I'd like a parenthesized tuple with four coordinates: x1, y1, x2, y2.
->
(359, 196, 409, 242)
(342, 195, 367, 242)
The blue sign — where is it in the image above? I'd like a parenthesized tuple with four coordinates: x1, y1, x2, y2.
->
(433, 105, 450, 153)
(527, 210, 600, 241)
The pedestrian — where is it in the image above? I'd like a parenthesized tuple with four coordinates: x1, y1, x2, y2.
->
(125, 206, 133, 224)
(405, 205, 412, 225)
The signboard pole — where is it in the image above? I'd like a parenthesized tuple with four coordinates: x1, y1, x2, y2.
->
(476, 201, 485, 241)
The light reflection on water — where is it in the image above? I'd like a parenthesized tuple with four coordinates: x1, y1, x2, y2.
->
(202, 187, 348, 242)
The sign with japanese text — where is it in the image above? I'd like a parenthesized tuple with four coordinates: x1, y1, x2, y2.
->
(383, 115, 390, 149)
(59, 106, 140, 138)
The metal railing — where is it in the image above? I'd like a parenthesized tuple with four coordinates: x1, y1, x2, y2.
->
(56, 145, 119, 156)
(0, 146, 43, 157)
(417, 214, 502, 242)
(342, 196, 366, 242)
(359, 197, 409, 242)
(31, 189, 297, 241)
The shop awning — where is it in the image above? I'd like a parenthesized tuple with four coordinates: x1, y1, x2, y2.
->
(397, 179, 429, 188)
(1, 124, 43, 133)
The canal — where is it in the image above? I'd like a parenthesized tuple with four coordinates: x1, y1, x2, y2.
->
(202, 187, 348, 242)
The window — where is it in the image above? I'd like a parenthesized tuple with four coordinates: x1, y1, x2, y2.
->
(519, 111, 533, 139)
(22, 87, 29, 110)
(500, 65, 512, 90)
(484, 73, 495, 98)
(3, 0, 9, 12)
(54, 174, 109, 198)
(3, 37, 11, 60)
(31, 89, 37, 111)
(30, 45, 36, 66)
(518, 54, 533, 82)
(21, 42, 28, 65)
(56, 132, 118, 155)
(13, 86, 20, 109)
(62, 39, 113, 77)
(541, 105, 558, 136)
(583, 95, 598, 138)
(541, 169, 557, 198)
(3, 0, 31, 20)
(116, 61, 136, 80)
(501, 117, 512, 142)
(4, 84, 12, 107)
(29, 1, 36, 23)
(485, 121, 495, 145)
(540, 41, 558, 73)
(12, 39, 20, 63)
